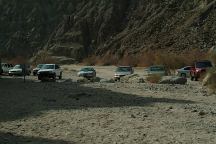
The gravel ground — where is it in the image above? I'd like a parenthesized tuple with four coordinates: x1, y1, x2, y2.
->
(1, 65, 216, 144)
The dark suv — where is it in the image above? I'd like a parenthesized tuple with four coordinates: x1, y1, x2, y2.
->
(190, 60, 213, 81)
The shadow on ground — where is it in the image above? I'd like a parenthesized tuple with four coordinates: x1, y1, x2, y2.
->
(0, 132, 73, 144)
(0, 77, 195, 122)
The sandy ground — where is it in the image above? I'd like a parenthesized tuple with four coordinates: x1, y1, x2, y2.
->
(1, 65, 216, 144)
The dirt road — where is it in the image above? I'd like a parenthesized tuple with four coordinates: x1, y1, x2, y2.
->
(1, 65, 216, 144)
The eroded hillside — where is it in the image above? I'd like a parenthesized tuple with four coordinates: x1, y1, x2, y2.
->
(1, 0, 216, 62)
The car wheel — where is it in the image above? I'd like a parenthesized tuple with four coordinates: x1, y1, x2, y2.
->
(195, 77, 198, 81)
(191, 76, 194, 81)
(181, 73, 186, 78)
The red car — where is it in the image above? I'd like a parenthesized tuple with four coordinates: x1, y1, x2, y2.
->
(190, 60, 213, 81)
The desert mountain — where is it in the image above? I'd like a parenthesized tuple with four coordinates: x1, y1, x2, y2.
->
(1, 0, 216, 63)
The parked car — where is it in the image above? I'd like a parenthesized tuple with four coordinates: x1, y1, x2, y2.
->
(176, 66, 193, 78)
(33, 64, 44, 76)
(77, 67, 96, 78)
(37, 64, 62, 81)
(9, 64, 31, 76)
(190, 60, 213, 81)
(1, 63, 14, 74)
(114, 66, 134, 80)
(147, 65, 168, 76)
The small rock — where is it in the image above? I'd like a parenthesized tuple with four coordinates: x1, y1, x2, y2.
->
(199, 111, 207, 116)
(192, 109, 198, 113)
(143, 114, 148, 118)
(131, 114, 136, 118)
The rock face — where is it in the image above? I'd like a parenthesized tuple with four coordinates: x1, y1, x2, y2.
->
(1, 0, 216, 61)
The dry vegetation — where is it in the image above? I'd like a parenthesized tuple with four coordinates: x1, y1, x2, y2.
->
(83, 49, 207, 69)
(203, 49, 216, 93)
(146, 74, 162, 84)
(32, 51, 57, 66)
(8, 56, 28, 65)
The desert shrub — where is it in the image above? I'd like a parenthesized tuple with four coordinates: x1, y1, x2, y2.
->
(63, 67, 69, 71)
(136, 51, 155, 67)
(82, 56, 97, 66)
(146, 74, 162, 83)
(8, 56, 27, 65)
(98, 54, 118, 66)
(118, 55, 139, 67)
(137, 49, 207, 69)
(82, 54, 118, 66)
(82, 49, 208, 68)
(33, 51, 56, 65)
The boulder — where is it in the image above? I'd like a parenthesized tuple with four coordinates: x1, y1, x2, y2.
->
(100, 78, 115, 83)
(120, 74, 145, 83)
(159, 76, 187, 85)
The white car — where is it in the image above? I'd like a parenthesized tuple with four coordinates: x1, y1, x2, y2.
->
(114, 66, 134, 80)
(77, 67, 96, 78)
(9, 64, 31, 76)
(37, 64, 62, 81)
(176, 66, 193, 78)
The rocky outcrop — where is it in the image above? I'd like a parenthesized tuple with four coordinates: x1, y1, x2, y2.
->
(1, 0, 216, 62)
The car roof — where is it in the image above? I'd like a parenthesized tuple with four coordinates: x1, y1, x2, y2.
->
(44, 64, 55, 65)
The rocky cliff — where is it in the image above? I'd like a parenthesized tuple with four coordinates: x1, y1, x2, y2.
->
(1, 0, 216, 62)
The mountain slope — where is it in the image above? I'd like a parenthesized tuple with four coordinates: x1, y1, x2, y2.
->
(1, 0, 216, 62)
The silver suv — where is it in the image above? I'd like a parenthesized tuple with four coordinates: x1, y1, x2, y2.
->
(114, 66, 134, 80)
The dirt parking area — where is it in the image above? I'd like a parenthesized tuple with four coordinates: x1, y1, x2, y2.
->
(1, 65, 216, 144)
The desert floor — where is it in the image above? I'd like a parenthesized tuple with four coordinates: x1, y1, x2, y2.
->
(1, 65, 216, 144)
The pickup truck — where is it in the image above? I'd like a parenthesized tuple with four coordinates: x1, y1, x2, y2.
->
(37, 64, 62, 81)
(190, 60, 213, 81)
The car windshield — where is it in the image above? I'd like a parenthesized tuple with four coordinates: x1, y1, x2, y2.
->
(196, 62, 212, 68)
(150, 66, 164, 71)
(37, 64, 44, 68)
(116, 67, 131, 72)
(80, 68, 93, 71)
(41, 65, 54, 69)
(14, 65, 22, 69)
